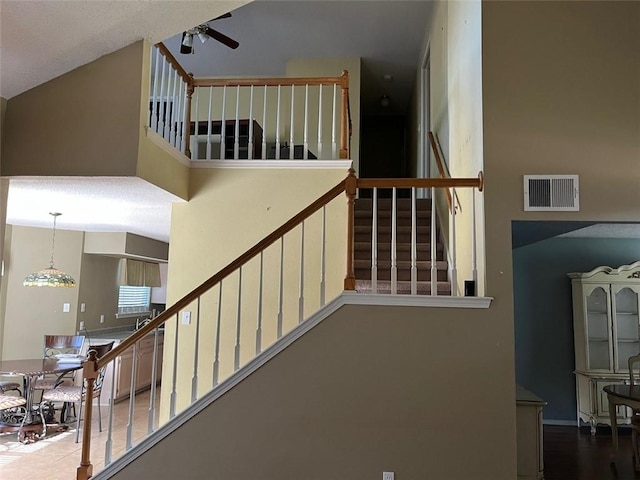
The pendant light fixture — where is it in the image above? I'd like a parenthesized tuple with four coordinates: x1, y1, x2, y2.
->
(23, 212, 76, 287)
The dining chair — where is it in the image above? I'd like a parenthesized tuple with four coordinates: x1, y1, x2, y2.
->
(0, 379, 22, 396)
(628, 353, 640, 470)
(41, 341, 114, 442)
(33, 334, 86, 399)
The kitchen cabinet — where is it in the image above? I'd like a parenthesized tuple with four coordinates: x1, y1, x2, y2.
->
(569, 261, 640, 433)
(113, 332, 164, 402)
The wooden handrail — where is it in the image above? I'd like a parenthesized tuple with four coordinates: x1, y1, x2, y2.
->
(95, 180, 347, 370)
(192, 75, 348, 88)
(357, 175, 483, 191)
(155, 43, 193, 87)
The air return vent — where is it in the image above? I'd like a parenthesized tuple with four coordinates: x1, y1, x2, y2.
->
(524, 175, 579, 211)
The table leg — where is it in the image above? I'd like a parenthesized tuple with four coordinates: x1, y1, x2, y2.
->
(608, 394, 619, 463)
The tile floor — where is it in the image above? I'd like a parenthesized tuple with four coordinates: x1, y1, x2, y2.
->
(0, 388, 160, 480)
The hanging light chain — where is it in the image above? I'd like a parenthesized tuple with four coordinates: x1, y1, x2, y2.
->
(49, 212, 61, 269)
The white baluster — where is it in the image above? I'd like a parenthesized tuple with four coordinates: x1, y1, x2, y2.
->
(411, 187, 417, 295)
(431, 187, 437, 296)
(299, 221, 305, 323)
(391, 187, 398, 294)
(234, 85, 240, 159)
(148, 326, 159, 434)
(104, 360, 117, 465)
(472, 188, 478, 288)
(320, 205, 326, 306)
(276, 85, 281, 159)
(168, 70, 179, 145)
(213, 283, 222, 387)
(303, 84, 309, 160)
(331, 84, 337, 159)
(277, 237, 284, 338)
(191, 87, 199, 160)
(150, 47, 161, 130)
(371, 188, 378, 293)
(162, 64, 172, 140)
(206, 87, 213, 160)
(126, 342, 137, 449)
(262, 85, 268, 159)
(234, 267, 242, 371)
(157, 57, 167, 135)
(248, 86, 254, 160)
(191, 297, 200, 403)
(451, 187, 458, 296)
(289, 84, 295, 159)
(221, 85, 227, 160)
(317, 85, 323, 159)
(175, 79, 184, 149)
(256, 251, 263, 355)
(170, 313, 179, 418)
(179, 80, 188, 153)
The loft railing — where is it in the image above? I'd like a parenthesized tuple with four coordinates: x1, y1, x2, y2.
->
(75, 171, 483, 479)
(148, 43, 351, 161)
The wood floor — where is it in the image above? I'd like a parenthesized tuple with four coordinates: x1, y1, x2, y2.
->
(544, 425, 639, 480)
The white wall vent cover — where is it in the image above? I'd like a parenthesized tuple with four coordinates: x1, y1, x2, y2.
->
(524, 175, 579, 211)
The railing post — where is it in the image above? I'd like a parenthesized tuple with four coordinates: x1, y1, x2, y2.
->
(184, 74, 194, 159)
(344, 168, 357, 290)
(339, 70, 350, 159)
(77, 350, 99, 480)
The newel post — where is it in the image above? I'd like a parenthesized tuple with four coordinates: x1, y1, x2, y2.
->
(184, 74, 194, 159)
(339, 70, 350, 159)
(77, 350, 98, 480)
(344, 168, 357, 290)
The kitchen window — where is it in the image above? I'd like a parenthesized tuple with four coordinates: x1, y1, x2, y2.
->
(117, 285, 151, 318)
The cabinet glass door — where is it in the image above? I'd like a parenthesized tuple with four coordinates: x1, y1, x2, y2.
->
(585, 287, 611, 370)
(613, 286, 640, 372)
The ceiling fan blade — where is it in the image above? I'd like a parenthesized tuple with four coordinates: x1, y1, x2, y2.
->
(205, 27, 239, 49)
(212, 12, 232, 21)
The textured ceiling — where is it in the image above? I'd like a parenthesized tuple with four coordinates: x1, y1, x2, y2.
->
(6, 177, 185, 243)
(0, 0, 250, 99)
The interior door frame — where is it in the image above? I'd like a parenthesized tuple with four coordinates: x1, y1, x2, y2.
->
(418, 44, 431, 197)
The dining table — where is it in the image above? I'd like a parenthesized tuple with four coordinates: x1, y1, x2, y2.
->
(0, 357, 84, 442)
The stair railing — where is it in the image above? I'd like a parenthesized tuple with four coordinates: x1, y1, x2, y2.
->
(76, 171, 483, 479)
(148, 43, 351, 161)
(344, 170, 484, 296)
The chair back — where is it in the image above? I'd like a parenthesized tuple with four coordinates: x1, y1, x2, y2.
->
(87, 342, 115, 395)
(629, 353, 640, 386)
(43, 335, 85, 357)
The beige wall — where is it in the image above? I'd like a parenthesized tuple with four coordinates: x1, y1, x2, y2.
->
(1, 225, 83, 359)
(115, 304, 512, 480)
(161, 166, 349, 419)
(1, 42, 144, 177)
(0, 98, 7, 358)
(77, 254, 122, 332)
(426, 1, 486, 296)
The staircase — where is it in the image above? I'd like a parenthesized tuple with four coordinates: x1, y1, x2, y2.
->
(353, 197, 451, 295)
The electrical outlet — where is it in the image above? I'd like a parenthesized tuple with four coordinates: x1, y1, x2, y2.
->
(100, 314, 105, 324)
(383, 472, 395, 480)
(79, 321, 85, 331)
(181, 311, 191, 325)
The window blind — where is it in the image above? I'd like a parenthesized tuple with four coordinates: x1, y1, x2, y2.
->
(118, 286, 151, 316)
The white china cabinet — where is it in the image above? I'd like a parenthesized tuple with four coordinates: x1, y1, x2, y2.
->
(569, 261, 640, 434)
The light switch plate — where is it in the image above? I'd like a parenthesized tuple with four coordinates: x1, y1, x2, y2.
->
(182, 311, 191, 325)
(63, 303, 70, 313)
(80, 303, 86, 313)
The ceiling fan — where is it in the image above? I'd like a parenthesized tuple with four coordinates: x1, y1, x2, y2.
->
(180, 13, 239, 54)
